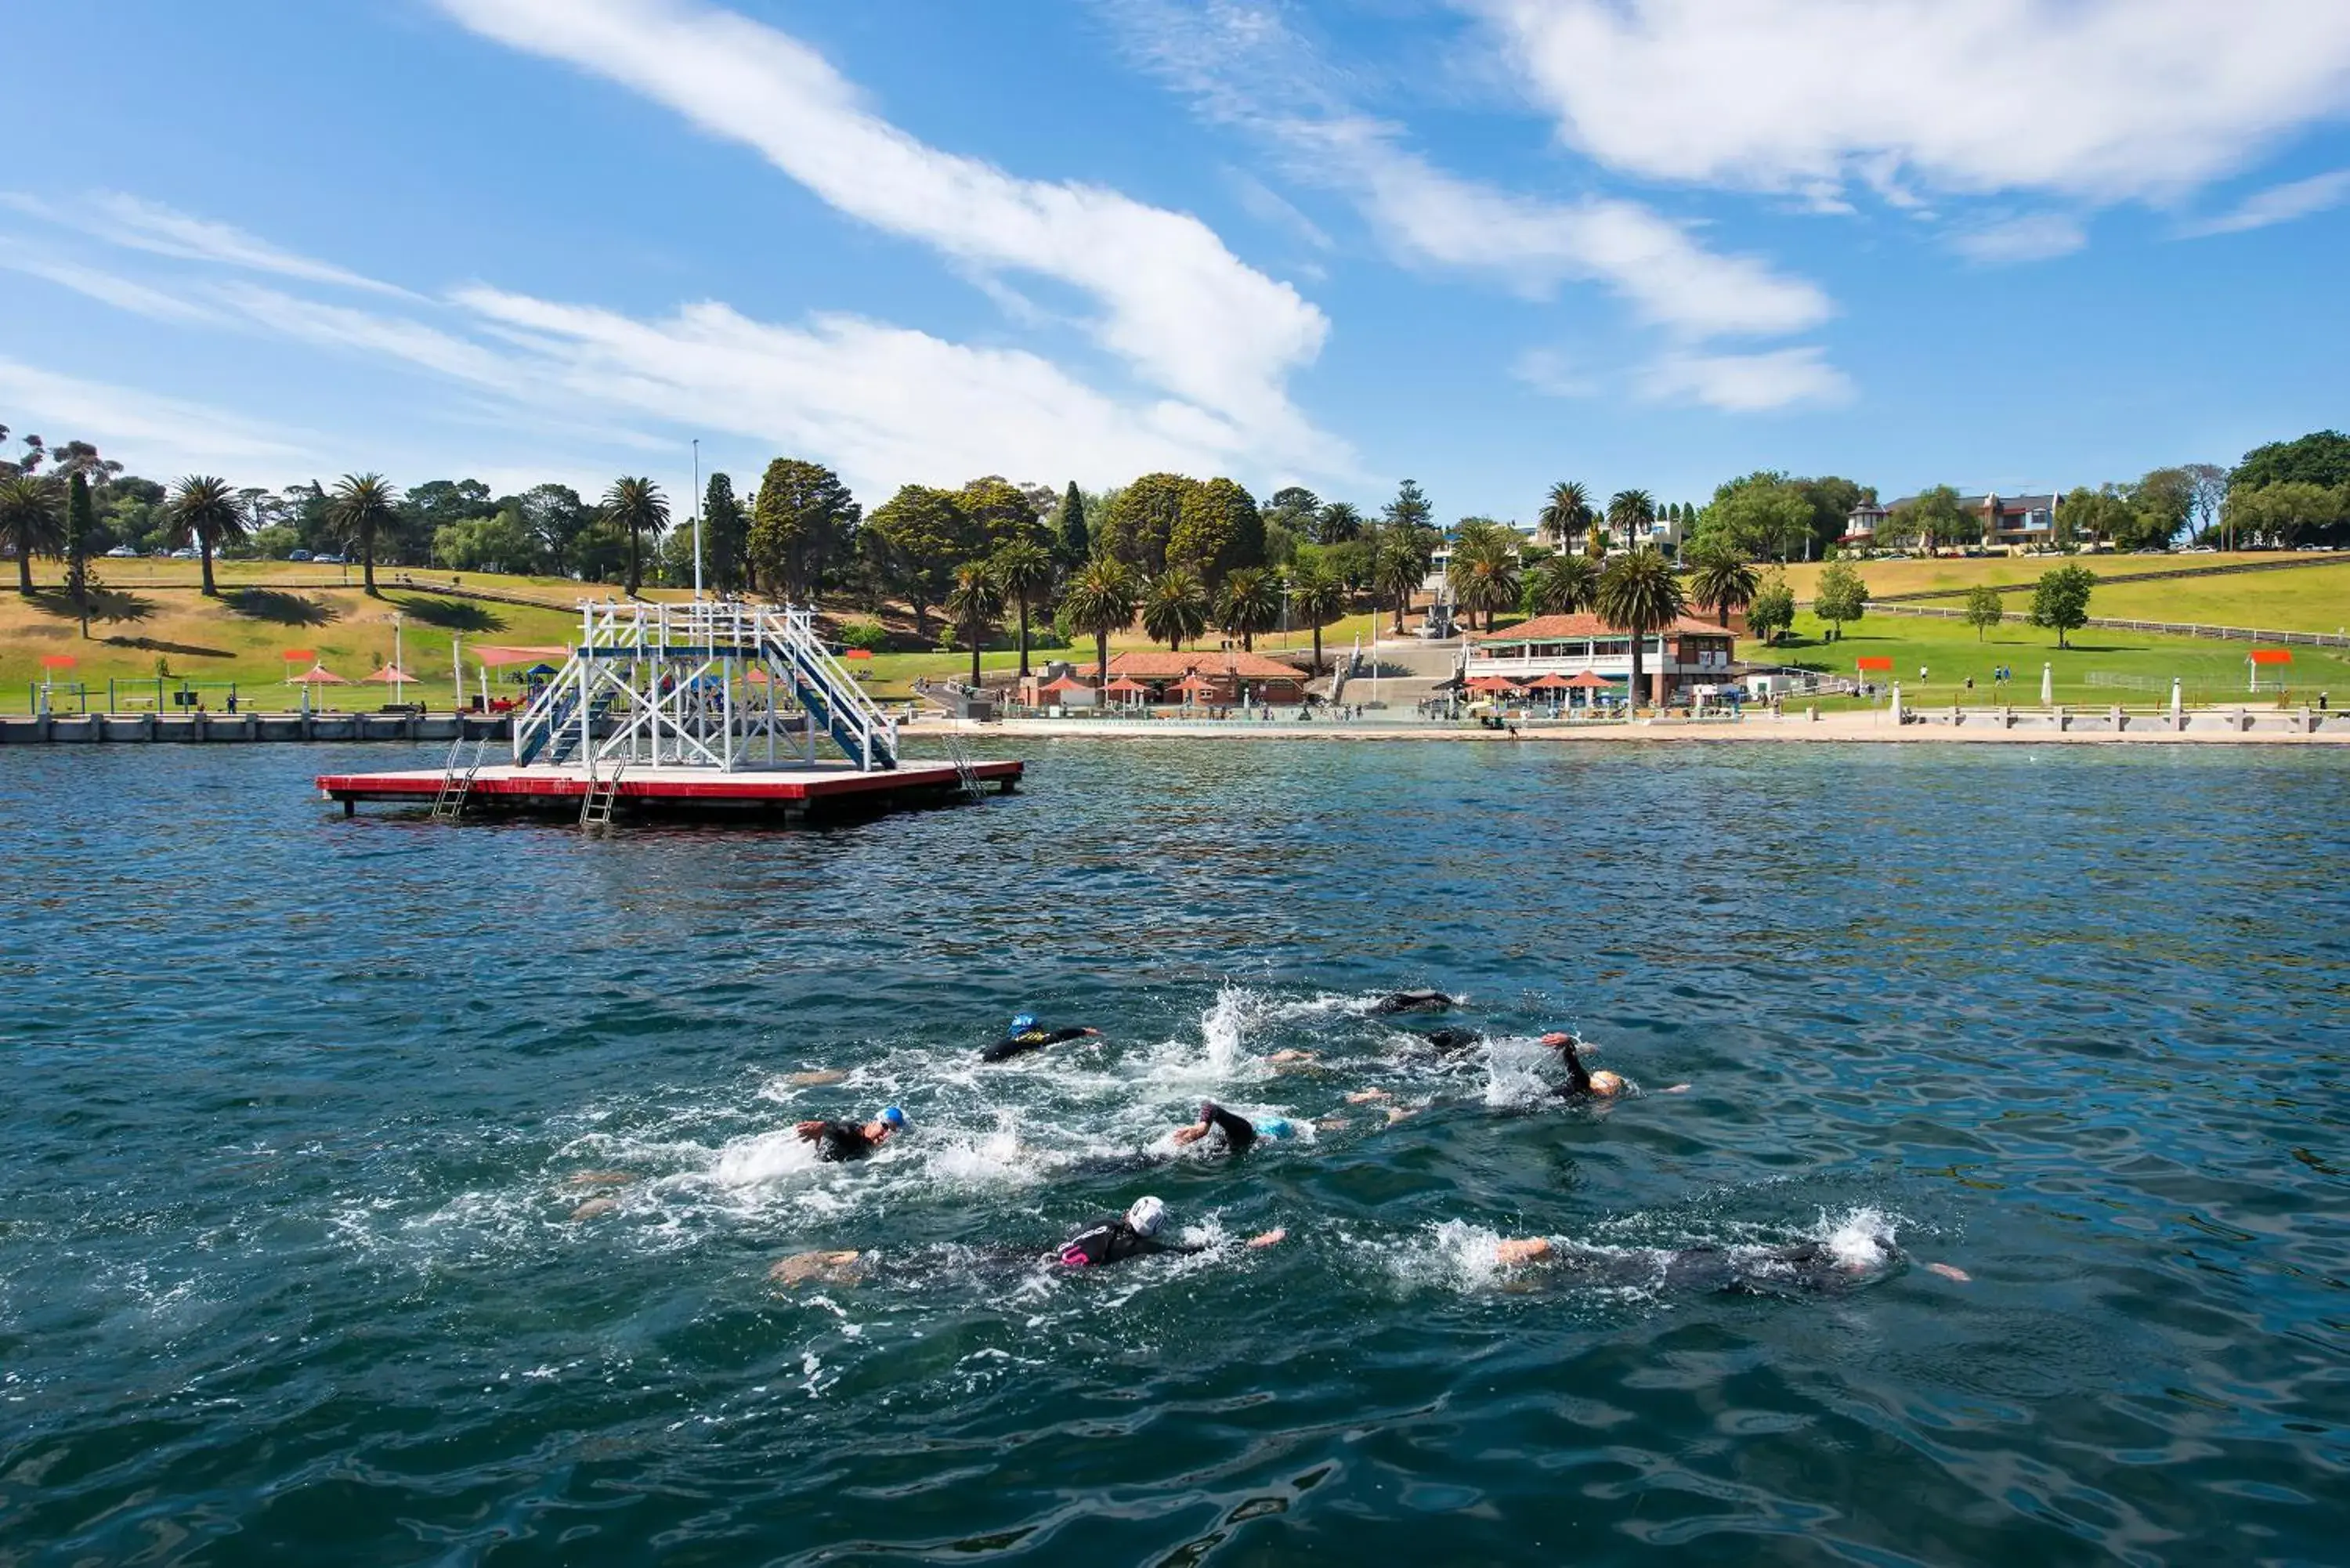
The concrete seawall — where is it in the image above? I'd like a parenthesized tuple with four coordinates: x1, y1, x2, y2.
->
(0, 714, 515, 746)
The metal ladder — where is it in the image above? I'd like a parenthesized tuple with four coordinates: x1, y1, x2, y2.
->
(942, 731, 985, 800)
(431, 734, 490, 820)
(579, 763, 625, 829)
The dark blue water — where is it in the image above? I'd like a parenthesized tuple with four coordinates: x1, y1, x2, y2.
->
(2, 739, 2345, 1565)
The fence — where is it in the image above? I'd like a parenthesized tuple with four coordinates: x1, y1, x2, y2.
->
(1864, 602, 2348, 647)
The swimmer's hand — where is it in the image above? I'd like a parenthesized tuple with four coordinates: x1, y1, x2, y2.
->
(1661, 1083, 1691, 1094)
(1346, 1089, 1392, 1104)
(1927, 1263, 1971, 1282)
(793, 1120, 824, 1141)
(1495, 1238, 1553, 1266)
(1246, 1229, 1286, 1249)
(1267, 1049, 1316, 1065)
(1171, 1123, 1208, 1147)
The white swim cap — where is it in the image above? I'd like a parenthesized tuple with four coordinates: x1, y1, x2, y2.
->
(1126, 1195, 1166, 1237)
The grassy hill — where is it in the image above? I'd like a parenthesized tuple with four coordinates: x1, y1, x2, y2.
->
(1770, 552, 2349, 628)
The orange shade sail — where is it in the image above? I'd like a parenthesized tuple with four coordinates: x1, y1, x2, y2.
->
(2249, 649, 2293, 666)
(1854, 656, 1895, 672)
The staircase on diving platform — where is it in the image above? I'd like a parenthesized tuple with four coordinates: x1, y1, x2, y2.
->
(508, 602, 900, 775)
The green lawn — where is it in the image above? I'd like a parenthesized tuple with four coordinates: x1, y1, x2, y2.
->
(2035, 565, 2349, 635)
(1755, 612, 2350, 708)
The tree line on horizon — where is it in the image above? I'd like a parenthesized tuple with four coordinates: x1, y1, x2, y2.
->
(2, 417, 2341, 667)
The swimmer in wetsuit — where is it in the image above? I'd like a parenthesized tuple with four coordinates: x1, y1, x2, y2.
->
(982, 1013, 1102, 1064)
(1170, 1100, 1267, 1154)
(794, 1106, 906, 1162)
(1059, 1196, 1287, 1267)
(1541, 1033, 1625, 1098)
(1369, 989, 1458, 1017)
(1419, 1027, 1482, 1055)
(1492, 1233, 1965, 1293)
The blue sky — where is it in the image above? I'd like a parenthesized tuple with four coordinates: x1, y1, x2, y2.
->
(3, 0, 2347, 523)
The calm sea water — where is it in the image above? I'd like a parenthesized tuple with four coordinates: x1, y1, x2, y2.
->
(2, 739, 2345, 1566)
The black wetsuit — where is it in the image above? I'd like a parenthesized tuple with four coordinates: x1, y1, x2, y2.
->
(1546, 1241, 1864, 1296)
(801, 1121, 884, 1162)
(1058, 1218, 1204, 1268)
(1370, 990, 1455, 1016)
(1551, 1036, 1599, 1097)
(1193, 1101, 1257, 1154)
(982, 1026, 1092, 1064)
(1419, 1028, 1482, 1055)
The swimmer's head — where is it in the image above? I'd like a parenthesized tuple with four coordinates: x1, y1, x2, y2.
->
(1009, 1013, 1037, 1035)
(879, 1106, 907, 1129)
(1588, 1071, 1625, 1097)
(1126, 1195, 1166, 1237)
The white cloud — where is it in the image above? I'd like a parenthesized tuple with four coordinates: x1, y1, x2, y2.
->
(432, 0, 1336, 460)
(2182, 168, 2350, 236)
(1472, 0, 2350, 204)
(450, 287, 1292, 493)
(1, 191, 412, 296)
(1112, 0, 1831, 338)
(0, 240, 230, 325)
(1949, 214, 2088, 266)
(1639, 347, 1851, 413)
(0, 356, 317, 475)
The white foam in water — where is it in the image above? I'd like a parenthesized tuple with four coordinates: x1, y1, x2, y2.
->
(1481, 1035, 1562, 1107)
(708, 1129, 824, 1187)
(1813, 1206, 1899, 1273)
(1390, 1219, 1511, 1293)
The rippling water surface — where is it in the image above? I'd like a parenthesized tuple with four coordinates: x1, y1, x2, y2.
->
(2, 739, 2345, 1565)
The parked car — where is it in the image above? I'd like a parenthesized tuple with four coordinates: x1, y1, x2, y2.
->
(104, 544, 139, 558)
(314, 552, 345, 564)
(288, 548, 312, 562)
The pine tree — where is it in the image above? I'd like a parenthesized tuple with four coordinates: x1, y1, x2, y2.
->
(1056, 481, 1088, 566)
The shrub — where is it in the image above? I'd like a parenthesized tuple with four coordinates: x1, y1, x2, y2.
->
(836, 619, 890, 652)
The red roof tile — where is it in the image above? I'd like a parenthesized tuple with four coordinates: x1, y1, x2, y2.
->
(1082, 650, 1305, 679)
(1469, 613, 1730, 642)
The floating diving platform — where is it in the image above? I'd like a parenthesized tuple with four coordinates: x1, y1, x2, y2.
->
(317, 757, 1019, 822)
(317, 599, 1020, 826)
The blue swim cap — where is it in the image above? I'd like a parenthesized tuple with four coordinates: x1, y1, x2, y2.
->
(1260, 1118, 1295, 1140)
(880, 1106, 906, 1129)
(1010, 1013, 1037, 1033)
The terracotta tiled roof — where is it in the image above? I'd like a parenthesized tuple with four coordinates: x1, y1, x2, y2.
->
(1470, 613, 1730, 643)
(1083, 649, 1305, 679)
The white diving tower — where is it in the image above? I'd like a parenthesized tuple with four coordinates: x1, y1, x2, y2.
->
(511, 601, 899, 775)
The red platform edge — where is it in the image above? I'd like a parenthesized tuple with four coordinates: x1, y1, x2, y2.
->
(316, 759, 1021, 804)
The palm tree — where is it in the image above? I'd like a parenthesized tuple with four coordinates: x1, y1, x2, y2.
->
(327, 473, 401, 597)
(1373, 535, 1426, 635)
(1687, 546, 1759, 630)
(602, 476, 669, 597)
(1216, 565, 1282, 652)
(1446, 531, 1521, 631)
(1314, 500, 1363, 544)
(1595, 547, 1687, 710)
(1061, 554, 1138, 692)
(0, 475, 63, 594)
(1527, 552, 1599, 616)
(1143, 566, 1209, 651)
(1607, 489, 1656, 552)
(944, 560, 1004, 686)
(991, 537, 1054, 678)
(167, 475, 248, 596)
(1287, 560, 1344, 675)
(1538, 481, 1591, 547)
